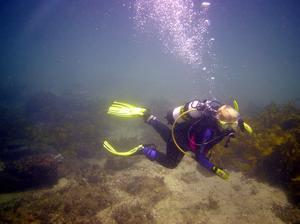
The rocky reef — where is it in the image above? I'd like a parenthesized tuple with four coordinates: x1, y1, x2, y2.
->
(0, 92, 110, 192)
(0, 149, 63, 192)
(1, 93, 300, 223)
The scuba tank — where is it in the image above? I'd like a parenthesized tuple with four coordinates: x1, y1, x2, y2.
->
(166, 100, 221, 124)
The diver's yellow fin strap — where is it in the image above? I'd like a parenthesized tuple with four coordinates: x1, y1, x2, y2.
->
(243, 122, 253, 135)
(103, 140, 143, 156)
(107, 101, 147, 117)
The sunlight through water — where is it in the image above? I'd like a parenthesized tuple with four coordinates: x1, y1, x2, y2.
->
(133, 0, 212, 67)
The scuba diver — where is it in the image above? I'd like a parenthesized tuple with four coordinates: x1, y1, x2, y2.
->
(103, 99, 253, 180)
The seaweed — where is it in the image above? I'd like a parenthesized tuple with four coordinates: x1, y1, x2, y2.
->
(20, 92, 110, 158)
(0, 162, 113, 224)
(211, 102, 300, 205)
(2, 91, 300, 224)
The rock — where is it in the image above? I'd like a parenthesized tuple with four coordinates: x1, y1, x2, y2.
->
(0, 146, 63, 193)
(0, 143, 56, 161)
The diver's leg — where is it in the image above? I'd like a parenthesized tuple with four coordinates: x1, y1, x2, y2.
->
(160, 141, 184, 168)
(142, 140, 184, 169)
(146, 115, 171, 143)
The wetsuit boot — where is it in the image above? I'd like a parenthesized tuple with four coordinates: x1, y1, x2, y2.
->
(141, 144, 158, 161)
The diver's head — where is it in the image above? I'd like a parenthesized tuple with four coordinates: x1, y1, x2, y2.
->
(217, 105, 240, 131)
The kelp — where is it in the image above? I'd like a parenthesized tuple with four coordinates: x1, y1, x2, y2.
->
(212, 102, 300, 204)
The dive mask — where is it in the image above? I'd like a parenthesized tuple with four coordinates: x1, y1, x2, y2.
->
(219, 118, 253, 134)
(218, 99, 253, 134)
(218, 119, 239, 131)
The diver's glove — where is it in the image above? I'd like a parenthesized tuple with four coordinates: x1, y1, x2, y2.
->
(212, 166, 230, 180)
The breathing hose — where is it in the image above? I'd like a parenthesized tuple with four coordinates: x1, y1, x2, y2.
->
(171, 108, 197, 155)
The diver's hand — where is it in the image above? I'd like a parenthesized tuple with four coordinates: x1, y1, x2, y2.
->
(212, 166, 230, 180)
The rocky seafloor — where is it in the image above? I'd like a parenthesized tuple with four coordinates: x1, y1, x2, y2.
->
(1, 93, 300, 223)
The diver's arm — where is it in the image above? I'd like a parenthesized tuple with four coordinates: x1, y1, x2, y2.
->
(196, 147, 229, 180)
(195, 128, 215, 171)
(196, 147, 215, 170)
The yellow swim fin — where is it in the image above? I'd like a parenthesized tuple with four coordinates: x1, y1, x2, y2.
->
(107, 101, 147, 118)
(103, 140, 143, 156)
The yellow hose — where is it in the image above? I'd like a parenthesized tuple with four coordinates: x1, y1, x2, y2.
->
(171, 108, 197, 155)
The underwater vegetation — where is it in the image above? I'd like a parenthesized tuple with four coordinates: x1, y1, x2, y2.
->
(23, 92, 110, 157)
(0, 150, 171, 223)
(0, 161, 113, 224)
(0, 92, 110, 192)
(0, 151, 63, 192)
(212, 102, 300, 205)
(1, 93, 300, 223)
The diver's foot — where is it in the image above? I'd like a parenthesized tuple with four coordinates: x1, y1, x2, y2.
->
(141, 144, 157, 161)
(143, 109, 156, 123)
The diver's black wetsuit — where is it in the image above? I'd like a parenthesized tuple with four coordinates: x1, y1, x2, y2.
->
(145, 100, 232, 170)
(147, 117, 183, 168)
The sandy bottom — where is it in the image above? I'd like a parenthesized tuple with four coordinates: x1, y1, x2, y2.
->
(93, 155, 289, 224)
(0, 154, 293, 224)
